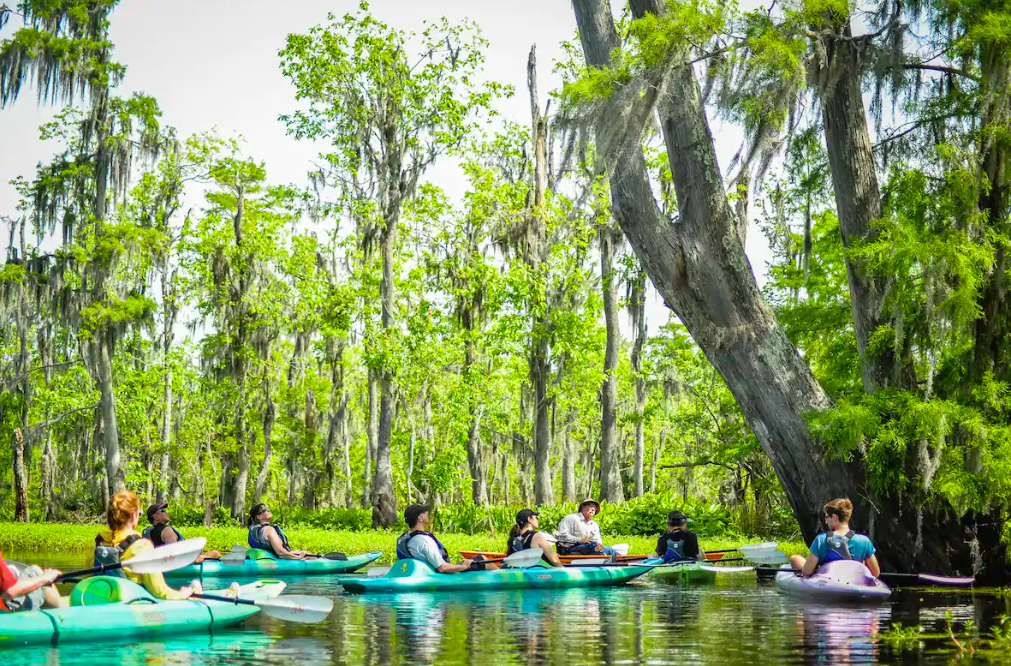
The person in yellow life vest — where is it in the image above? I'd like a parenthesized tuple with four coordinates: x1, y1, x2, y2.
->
(94, 490, 202, 600)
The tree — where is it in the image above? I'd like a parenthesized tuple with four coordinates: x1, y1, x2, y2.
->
(279, 2, 506, 524)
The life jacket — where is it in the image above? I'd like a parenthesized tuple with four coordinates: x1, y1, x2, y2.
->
(396, 530, 450, 562)
(508, 531, 536, 555)
(93, 532, 142, 577)
(142, 524, 184, 547)
(823, 530, 857, 563)
(248, 524, 290, 557)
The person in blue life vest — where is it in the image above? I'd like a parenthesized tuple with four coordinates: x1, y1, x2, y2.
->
(789, 498, 880, 577)
(507, 509, 563, 566)
(144, 503, 221, 563)
(247, 503, 313, 560)
(396, 504, 474, 573)
(655, 510, 704, 562)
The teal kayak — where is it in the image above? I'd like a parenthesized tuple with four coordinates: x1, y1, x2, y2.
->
(163, 550, 383, 579)
(0, 577, 284, 646)
(650, 560, 717, 585)
(341, 559, 653, 594)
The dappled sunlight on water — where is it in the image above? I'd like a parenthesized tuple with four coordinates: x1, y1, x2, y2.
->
(3, 551, 1005, 666)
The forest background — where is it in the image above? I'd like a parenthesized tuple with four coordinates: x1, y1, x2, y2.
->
(1, 0, 1009, 578)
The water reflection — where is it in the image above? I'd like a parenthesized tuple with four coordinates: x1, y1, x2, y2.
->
(3, 551, 1001, 666)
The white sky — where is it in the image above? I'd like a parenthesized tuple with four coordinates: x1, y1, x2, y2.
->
(0, 0, 771, 334)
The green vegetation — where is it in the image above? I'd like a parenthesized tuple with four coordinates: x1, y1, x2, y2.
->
(0, 522, 806, 565)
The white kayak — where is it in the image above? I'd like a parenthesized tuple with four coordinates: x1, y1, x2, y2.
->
(775, 560, 891, 602)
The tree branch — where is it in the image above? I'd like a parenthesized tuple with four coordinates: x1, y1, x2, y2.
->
(903, 63, 979, 83)
(22, 402, 99, 434)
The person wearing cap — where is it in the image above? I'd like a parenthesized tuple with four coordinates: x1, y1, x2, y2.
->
(656, 511, 703, 562)
(507, 509, 563, 566)
(396, 504, 474, 573)
(248, 503, 312, 560)
(143, 503, 221, 562)
(554, 499, 614, 556)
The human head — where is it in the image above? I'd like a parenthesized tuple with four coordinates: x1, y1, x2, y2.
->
(108, 490, 142, 532)
(579, 499, 601, 520)
(667, 510, 688, 530)
(823, 498, 853, 525)
(516, 508, 539, 530)
(405, 503, 431, 530)
(249, 502, 271, 526)
(147, 502, 169, 525)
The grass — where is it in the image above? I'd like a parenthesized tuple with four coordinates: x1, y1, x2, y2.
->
(0, 522, 807, 565)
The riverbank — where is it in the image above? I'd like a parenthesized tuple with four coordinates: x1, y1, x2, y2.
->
(0, 522, 806, 564)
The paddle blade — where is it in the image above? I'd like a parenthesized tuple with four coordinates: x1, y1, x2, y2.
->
(611, 543, 629, 556)
(700, 565, 755, 573)
(122, 537, 207, 574)
(231, 544, 249, 553)
(367, 566, 391, 578)
(256, 595, 334, 624)
(501, 548, 545, 569)
(323, 552, 348, 561)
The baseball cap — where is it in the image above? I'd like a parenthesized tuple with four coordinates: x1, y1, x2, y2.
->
(667, 510, 688, 526)
(146, 502, 168, 524)
(516, 509, 539, 526)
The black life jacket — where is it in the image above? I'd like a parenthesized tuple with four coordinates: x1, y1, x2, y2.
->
(396, 530, 450, 562)
(142, 523, 184, 547)
(823, 530, 856, 562)
(248, 524, 291, 557)
(508, 531, 536, 555)
(93, 533, 142, 577)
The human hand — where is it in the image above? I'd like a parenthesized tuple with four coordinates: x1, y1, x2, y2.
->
(41, 569, 62, 585)
(460, 558, 474, 568)
(178, 586, 195, 599)
(594, 544, 603, 553)
(189, 580, 203, 595)
(581, 537, 593, 544)
(225, 582, 240, 598)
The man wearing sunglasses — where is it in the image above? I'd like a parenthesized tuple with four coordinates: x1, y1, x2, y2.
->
(247, 503, 313, 559)
(144, 503, 221, 562)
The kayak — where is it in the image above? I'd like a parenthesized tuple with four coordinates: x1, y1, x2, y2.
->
(0, 576, 285, 646)
(650, 560, 718, 585)
(459, 550, 731, 564)
(341, 559, 653, 594)
(775, 561, 891, 602)
(163, 550, 383, 579)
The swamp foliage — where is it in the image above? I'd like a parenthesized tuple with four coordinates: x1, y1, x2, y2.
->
(0, 0, 1009, 578)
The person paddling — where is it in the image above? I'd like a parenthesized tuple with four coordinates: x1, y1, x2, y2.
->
(789, 498, 880, 577)
(0, 548, 67, 613)
(554, 499, 614, 556)
(507, 509, 563, 566)
(144, 503, 221, 562)
(396, 504, 474, 573)
(248, 503, 312, 560)
(95, 490, 202, 600)
(656, 511, 704, 562)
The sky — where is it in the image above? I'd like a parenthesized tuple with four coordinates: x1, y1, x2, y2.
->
(0, 0, 770, 333)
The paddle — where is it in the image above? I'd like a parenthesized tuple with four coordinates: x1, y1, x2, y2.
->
(367, 548, 547, 577)
(753, 566, 974, 588)
(54, 537, 208, 582)
(193, 592, 334, 623)
(220, 545, 348, 567)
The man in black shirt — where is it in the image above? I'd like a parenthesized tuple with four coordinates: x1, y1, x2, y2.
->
(655, 511, 703, 562)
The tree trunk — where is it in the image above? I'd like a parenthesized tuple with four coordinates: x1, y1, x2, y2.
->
(817, 21, 909, 392)
(254, 382, 275, 500)
(464, 338, 488, 505)
(13, 430, 29, 522)
(599, 223, 624, 503)
(158, 261, 176, 504)
(649, 430, 663, 494)
(629, 269, 648, 497)
(97, 334, 125, 496)
(364, 369, 377, 508)
(561, 408, 577, 502)
(573, 0, 1006, 580)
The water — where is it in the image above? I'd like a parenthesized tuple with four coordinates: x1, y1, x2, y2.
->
(3, 551, 1007, 665)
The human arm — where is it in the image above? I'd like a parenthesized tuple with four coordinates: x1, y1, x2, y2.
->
(160, 527, 179, 545)
(436, 560, 475, 573)
(121, 540, 200, 600)
(685, 532, 701, 560)
(530, 533, 563, 566)
(864, 554, 881, 577)
(0, 568, 60, 602)
(264, 527, 305, 560)
(554, 515, 583, 545)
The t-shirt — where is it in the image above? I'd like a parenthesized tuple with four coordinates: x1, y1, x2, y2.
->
(0, 549, 19, 612)
(406, 534, 448, 570)
(809, 531, 875, 563)
(655, 530, 701, 560)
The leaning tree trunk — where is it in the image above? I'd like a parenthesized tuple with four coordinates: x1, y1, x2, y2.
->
(598, 223, 624, 503)
(817, 21, 911, 392)
(573, 0, 1007, 580)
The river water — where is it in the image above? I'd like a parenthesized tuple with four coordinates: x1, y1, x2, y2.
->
(3, 551, 1007, 665)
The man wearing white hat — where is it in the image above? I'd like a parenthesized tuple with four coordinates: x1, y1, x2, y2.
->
(554, 499, 614, 556)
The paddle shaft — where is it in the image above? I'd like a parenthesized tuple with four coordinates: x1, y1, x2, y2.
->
(54, 563, 122, 583)
(194, 592, 255, 606)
